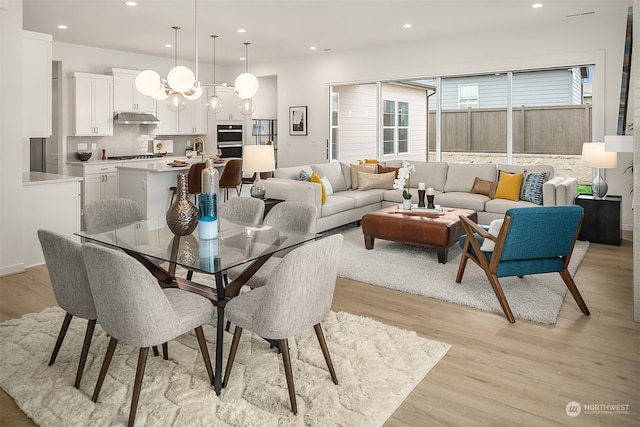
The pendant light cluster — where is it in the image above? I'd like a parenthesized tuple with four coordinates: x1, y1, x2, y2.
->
(134, 0, 259, 115)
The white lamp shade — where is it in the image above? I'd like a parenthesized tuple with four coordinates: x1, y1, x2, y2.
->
(135, 70, 162, 96)
(152, 85, 170, 101)
(581, 142, 618, 168)
(207, 95, 224, 113)
(242, 145, 275, 172)
(166, 92, 187, 112)
(238, 98, 255, 116)
(234, 72, 259, 99)
(167, 65, 196, 93)
(183, 84, 203, 100)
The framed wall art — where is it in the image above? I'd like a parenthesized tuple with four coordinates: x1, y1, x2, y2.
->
(289, 106, 307, 135)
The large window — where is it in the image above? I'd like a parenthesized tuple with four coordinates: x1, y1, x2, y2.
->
(383, 99, 409, 155)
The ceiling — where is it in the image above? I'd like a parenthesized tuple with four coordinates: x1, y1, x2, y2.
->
(23, 0, 629, 67)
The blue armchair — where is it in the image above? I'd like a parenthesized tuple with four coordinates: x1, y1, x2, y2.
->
(456, 205, 590, 323)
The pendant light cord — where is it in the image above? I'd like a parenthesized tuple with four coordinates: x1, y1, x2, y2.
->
(172, 26, 180, 67)
(244, 42, 250, 73)
(193, 0, 198, 81)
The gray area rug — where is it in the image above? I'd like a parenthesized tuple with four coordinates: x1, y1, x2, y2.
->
(0, 307, 450, 426)
(330, 224, 589, 324)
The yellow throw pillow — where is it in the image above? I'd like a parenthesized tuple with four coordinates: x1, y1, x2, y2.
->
(350, 163, 377, 189)
(494, 171, 523, 201)
(364, 158, 380, 164)
(310, 172, 326, 204)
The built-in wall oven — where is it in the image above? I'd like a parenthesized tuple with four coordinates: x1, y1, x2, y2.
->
(217, 124, 243, 158)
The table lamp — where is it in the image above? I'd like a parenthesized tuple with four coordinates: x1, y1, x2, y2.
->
(581, 142, 618, 199)
(242, 144, 275, 199)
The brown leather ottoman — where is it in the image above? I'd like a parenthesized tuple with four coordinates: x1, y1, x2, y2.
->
(361, 206, 477, 263)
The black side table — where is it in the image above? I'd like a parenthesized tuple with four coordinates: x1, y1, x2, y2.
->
(574, 194, 622, 246)
(263, 198, 283, 217)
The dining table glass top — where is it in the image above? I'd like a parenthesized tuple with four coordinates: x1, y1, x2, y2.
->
(75, 217, 318, 275)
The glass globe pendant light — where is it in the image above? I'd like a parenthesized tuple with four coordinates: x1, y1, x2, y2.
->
(167, 92, 187, 112)
(234, 42, 259, 101)
(238, 98, 255, 115)
(207, 35, 224, 114)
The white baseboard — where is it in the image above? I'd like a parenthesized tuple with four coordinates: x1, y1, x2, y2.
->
(0, 263, 26, 278)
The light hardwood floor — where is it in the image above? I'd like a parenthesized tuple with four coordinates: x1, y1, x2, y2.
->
(1, 236, 638, 426)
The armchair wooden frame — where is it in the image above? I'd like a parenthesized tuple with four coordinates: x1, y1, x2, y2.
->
(455, 212, 590, 323)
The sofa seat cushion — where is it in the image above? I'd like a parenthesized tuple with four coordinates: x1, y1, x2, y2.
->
(436, 192, 489, 212)
(444, 163, 497, 193)
(484, 198, 537, 215)
(338, 189, 385, 208)
(320, 194, 355, 217)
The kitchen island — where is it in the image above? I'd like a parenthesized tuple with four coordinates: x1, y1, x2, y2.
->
(118, 159, 227, 218)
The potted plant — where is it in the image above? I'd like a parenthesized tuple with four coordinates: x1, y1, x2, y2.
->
(393, 161, 415, 210)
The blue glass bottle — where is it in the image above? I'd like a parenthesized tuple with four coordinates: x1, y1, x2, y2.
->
(198, 159, 219, 240)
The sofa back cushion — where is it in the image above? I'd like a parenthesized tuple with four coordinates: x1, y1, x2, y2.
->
(410, 161, 449, 191)
(274, 165, 313, 180)
(311, 162, 349, 192)
(497, 163, 554, 178)
(444, 163, 497, 193)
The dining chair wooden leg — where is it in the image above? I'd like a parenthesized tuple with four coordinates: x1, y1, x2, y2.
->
(74, 319, 96, 388)
(313, 324, 338, 385)
(222, 326, 243, 388)
(560, 269, 591, 315)
(162, 342, 169, 360)
(195, 326, 214, 385)
(152, 346, 159, 356)
(128, 347, 149, 427)
(49, 312, 73, 366)
(92, 337, 118, 402)
(279, 339, 297, 415)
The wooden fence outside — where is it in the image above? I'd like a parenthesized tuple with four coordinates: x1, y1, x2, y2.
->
(428, 104, 592, 155)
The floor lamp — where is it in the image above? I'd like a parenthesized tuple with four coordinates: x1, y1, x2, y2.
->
(581, 142, 618, 199)
(242, 145, 275, 199)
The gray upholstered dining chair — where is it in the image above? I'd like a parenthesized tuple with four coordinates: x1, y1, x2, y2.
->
(81, 243, 215, 427)
(37, 229, 97, 389)
(225, 201, 317, 289)
(83, 198, 144, 233)
(218, 196, 265, 226)
(222, 234, 343, 415)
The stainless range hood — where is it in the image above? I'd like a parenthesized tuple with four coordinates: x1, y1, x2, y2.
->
(113, 112, 160, 125)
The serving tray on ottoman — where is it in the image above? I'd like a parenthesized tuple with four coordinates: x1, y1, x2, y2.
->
(361, 206, 478, 264)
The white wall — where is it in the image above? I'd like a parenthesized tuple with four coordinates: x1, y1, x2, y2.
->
(1, 0, 25, 276)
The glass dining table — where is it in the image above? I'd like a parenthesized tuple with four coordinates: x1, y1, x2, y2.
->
(76, 216, 318, 395)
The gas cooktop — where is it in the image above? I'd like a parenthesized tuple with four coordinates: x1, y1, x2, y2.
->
(107, 154, 165, 160)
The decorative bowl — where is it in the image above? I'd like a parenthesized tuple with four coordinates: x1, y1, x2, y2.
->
(75, 152, 92, 162)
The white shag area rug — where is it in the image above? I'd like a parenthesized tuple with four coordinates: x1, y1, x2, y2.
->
(0, 307, 450, 427)
(330, 224, 589, 324)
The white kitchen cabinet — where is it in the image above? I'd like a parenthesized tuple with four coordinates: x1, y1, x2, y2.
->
(156, 99, 207, 135)
(68, 162, 120, 209)
(214, 87, 243, 121)
(23, 31, 52, 137)
(110, 68, 156, 113)
(70, 72, 113, 136)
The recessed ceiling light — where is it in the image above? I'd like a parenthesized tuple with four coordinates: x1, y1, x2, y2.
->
(403, 23, 412, 28)
(237, 29, 246, 33)
(124, 1, 137, 6)
(309, 46, 317, 50)
(531, 3, 543, 8)
(240, 57, 246, 61)
(165, 44, 172, 48)
(56, 24, 68, 30)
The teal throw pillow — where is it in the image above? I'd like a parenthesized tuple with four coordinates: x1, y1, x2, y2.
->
(519, 171, 549, 205)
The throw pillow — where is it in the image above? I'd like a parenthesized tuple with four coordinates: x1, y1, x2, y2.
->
(357, 171, 396, 190)
(377, 165, 400, 178)
(310, 172, 326, 204)
(350, 163, 377, 189)
(470, 177, 498, 198)
(359, 159, 380, 164)
(320, 175, 334, 196)
(493, 171, 523, 201)
(519, 171, 549, 205)
(480, 218, 504, 252)
(296, 169, 311, 182)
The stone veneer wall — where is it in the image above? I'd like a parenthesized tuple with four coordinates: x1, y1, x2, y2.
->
(435, 152, 592, 184)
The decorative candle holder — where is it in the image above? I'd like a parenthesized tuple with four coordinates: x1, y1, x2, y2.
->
(427, 194, 436, 209)
(418, 189, 426, 207)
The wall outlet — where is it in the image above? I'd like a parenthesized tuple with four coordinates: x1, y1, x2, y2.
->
(91, 143, 97, 149)
(78, 143, 88, 150)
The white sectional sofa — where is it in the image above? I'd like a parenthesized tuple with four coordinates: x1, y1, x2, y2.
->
(262, 160, 577, 232)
